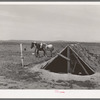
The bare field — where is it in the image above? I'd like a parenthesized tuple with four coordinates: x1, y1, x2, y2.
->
(0, 41, 100, 89)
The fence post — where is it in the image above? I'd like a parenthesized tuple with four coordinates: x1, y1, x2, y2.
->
(20, 43, 24, 67)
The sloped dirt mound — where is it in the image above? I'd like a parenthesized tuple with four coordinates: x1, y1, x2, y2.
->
(29, 64, 100, 89)
(71, 44, 99, 71)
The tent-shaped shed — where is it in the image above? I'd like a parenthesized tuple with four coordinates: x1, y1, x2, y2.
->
(43, 45, 95, 75)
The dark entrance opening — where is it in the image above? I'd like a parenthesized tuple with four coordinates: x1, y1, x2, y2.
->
(43, 45, 95, 75)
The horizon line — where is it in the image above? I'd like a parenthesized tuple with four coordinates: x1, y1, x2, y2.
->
(0, 39, 100, 43)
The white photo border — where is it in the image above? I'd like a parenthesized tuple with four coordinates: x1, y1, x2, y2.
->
(0, 2, 100, 98)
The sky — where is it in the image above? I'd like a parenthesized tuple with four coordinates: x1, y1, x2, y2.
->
(0, 4, 100, 42)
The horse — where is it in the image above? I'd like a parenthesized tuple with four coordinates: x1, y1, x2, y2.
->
(31, 42, 46, 57)
(44, 43, 54, 57)
(31, 42, 54, 57)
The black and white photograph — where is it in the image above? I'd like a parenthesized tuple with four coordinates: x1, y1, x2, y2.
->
(0, 2, 100, 90)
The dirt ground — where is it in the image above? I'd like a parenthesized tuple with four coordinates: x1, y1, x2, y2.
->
(0, 41, 100, 89)
(0, 64, 100, 89)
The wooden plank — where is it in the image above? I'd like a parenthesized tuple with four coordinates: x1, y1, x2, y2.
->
(72, 61, 77, 73)
(57, 53, 70, 61)
(69, 46, 95, 73)
(74, 53, 89, 75)
(67, 46, 70, 73)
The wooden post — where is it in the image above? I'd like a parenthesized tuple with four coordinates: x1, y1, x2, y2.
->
(74, 53, 89, 75)
(67, 46, 70, 73)
(57, 53, 70, 61)
(20, 43, 24, 67)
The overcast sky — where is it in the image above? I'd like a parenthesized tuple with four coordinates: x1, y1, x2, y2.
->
(0, 5, 100, 42)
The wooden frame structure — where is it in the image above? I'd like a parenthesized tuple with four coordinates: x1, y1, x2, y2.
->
(43, 45, 95, 75)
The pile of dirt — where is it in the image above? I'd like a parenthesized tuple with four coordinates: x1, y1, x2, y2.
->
(26, 43, 100, 89)
(30, 64, 100, 89)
